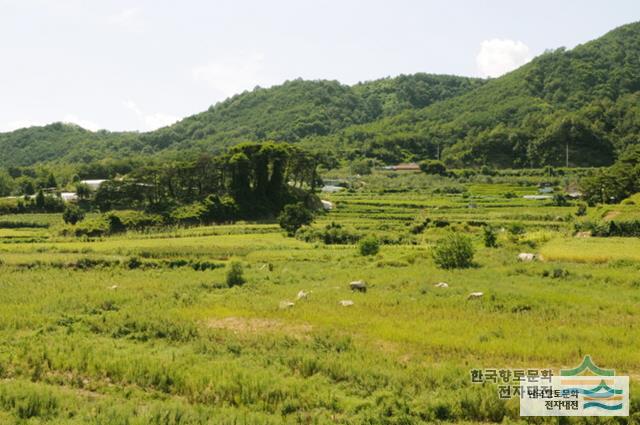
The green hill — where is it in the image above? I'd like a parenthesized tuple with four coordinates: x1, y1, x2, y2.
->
(321, 21, 640, 166)
(0, 75, 483, 167)
(1, 21, 640, 168)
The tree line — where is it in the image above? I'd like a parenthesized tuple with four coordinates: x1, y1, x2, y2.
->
(1, 142, 322, 224)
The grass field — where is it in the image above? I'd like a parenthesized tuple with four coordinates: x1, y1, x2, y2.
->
(1, 175, 639, 424)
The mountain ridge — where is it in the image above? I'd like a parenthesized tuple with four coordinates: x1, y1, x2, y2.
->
(2, 21, 640, 168)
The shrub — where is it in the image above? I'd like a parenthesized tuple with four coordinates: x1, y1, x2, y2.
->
(226, 262, 245, 287)
(278, 202, 314, 236)
(483, 226, 498, 248)
(358, 235, 380, 256)
(432, 219, 450, 228)
(127, 257, 142, 269)
(575, 202, 587, 216)
(170, 202, 207, 226)
(62, 204, 85, 225)
(106, 213, 126, 234)
(551, 193, 569, 206)
(480, 165, 496, 176)
(296, 222, 360, 244)
(419, 160, 447, 176)
(0, 220, 48, 229)
(507, 222, 526, 236)
(349, 159, 372, 175)
(432, 233, 475, 269)
(115, 210, 163, 230)
(410, 216, 431, 234)
(202, 195, 239, 223)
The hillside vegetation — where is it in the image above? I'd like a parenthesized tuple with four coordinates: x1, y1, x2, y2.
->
(319, 21, 640, 166)
(0, 75, 483, 167)
(1, 22, 640, 168)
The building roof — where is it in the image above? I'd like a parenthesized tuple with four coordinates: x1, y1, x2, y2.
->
(387, 163, 420, 171)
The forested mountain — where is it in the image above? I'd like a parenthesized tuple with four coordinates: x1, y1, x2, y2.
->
(0, 75, 483, 167)
(320, 21, 640, 166)
(1, 21, 640, 168)
(0, 123, 143, 166)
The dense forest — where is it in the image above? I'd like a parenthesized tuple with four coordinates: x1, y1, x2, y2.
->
(322, 21, 640, 167)
(1, 21, 640, 169)
(0, 142, 322, 235)
(0, 74, 483, 167)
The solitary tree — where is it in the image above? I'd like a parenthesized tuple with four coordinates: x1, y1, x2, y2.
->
(483, 226, 498, 248)
(62, 204, 85, 225)
(358, 235, 380, 256)
(35, 190, 45, 210)
(278, 203, 314, 236)
(226, 261, 246, 287)
(432, 232, 475, 269)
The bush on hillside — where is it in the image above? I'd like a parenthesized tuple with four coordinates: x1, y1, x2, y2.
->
(432, 233, 475, 269)
(62, 204, 85, 225)
(226, 262, 245, 287)
(358, 235, 380, 256)
(279, 203, 314, 236)
(296, 222, 360, 244)
(483, 225, 498, 248)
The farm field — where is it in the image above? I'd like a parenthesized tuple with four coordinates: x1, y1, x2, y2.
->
(1, 177, 639, 424)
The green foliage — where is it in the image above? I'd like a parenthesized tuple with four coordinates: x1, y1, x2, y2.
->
(358, 235, 380, 256)
(65, 212, 128, 237)
(349, 159, 372, 175)
(62, 204, 85, 225)
(106, 213, 126, 234)
(576, 218, 640, 237)
(2, 23, 640, 169)
(0, 75, 482, 167)
(581, 145, 640, 204)
(296, 222, 360, 244)
(202, 195, 239, 223)
(226, 261, 245, 287)
(576, 202, 588, 216)
(115, 210, 163, 230)
(507, 222, 526, 236)
(432, 232, 475, 269)
(3, 174, 640, 422)
(75, 182, 92, 200)
(483, 225, 498, 248)
(170, 202, 207, 226)
(419, 160, 447, 175)
(34, 190, 45, 209)
(279, 203, 314, 236)
(0, 169, 13, 196)
(551, 193, 569, 206)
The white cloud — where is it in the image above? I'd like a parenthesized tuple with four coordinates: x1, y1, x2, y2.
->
(123, 99, 143, 116)
(144, 113, 179, 130)
(476, 39, 532, 78)
(124, 100, 178, 131)
(108, 7, 144, 31)
(192, 52, 270, 98)
(63, 114, 101, 131)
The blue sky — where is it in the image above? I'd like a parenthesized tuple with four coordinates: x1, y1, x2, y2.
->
(1, 0, 638, 132)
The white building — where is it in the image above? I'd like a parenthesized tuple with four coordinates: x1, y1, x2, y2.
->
(80, 179, 107, 191)
(60, 192, 78, 202)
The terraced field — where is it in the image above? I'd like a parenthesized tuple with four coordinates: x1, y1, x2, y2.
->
(0, 178, 639, 424)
